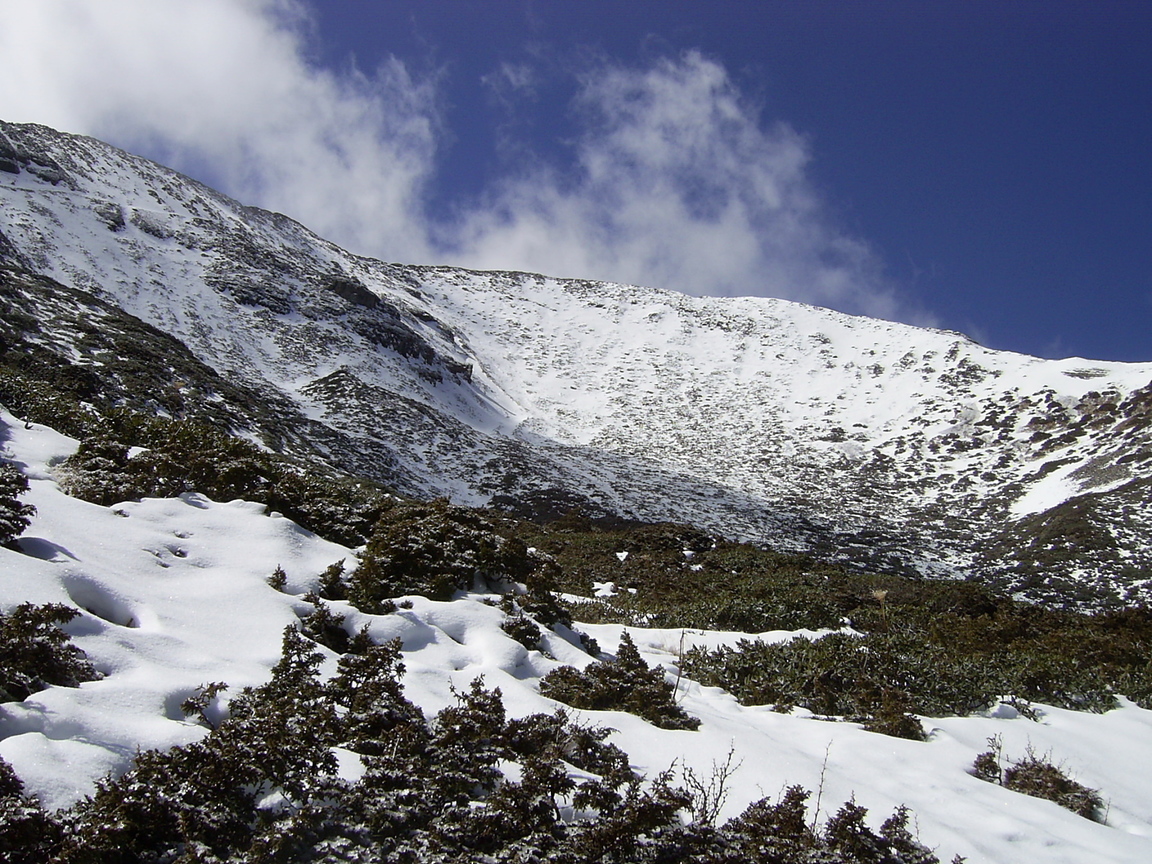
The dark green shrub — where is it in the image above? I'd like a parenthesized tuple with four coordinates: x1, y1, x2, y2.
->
(327, 634, 425, 754)
(0, 367, 104, 441)
(501, 612, 543, 651)
(972, 737, 1103, 821)
(681, 596, 1152, 734)
(222, 627, 342, 799)
(428, 677, 510, 802)
(681, 632, 987, 734)
(1004, 755, 1103, 821)
(0, 756, 21, 798)
(539, 631, 700, 730)
(0, 462, 34, 546)
(179, 681, 228, 729)
(25, 623, 953, 863)
(862, 690, 927, 741)
(348, 500, 541, 610)
(56, 417, 270, 506)
(52, 409, 394, 547)
(59, 627, 341, 862)
(511, 516, 1152, 724)
(568, 768, 690, 862)
(266, 564, 287, 591)
(317, 558, 347, 601)
(0, 603, 99, 702)
(0, 758, 63, 864)
(300, 593, 351, 654)
(505, 522, 855, 633)
(262, 469, 393, 548)
(725, 787, 953, 864)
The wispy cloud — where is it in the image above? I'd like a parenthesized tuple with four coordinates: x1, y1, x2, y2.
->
(0, 0, 922, 324)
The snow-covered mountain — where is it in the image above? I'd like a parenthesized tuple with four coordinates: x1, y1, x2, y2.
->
(3, 118, 1151, 609)
(4, 120, 1152, 863)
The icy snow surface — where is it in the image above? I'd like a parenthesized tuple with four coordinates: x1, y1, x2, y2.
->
(2, 410, 1152, 863)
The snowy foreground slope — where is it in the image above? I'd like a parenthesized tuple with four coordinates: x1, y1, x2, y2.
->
(2, 120, 1152, 607)
(4, 413, 1152, 863)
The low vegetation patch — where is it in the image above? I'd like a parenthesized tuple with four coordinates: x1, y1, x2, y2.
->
(539, 631, 700, 730)
(0, 349, 395, 548)
(679, 602, 1152, 737)
(348, 499, 538, 608)
(972, 735, 1104, 821)
(54, 414, 395, 547)
(508, 521, 854, 633)
(0, 626, 954, 864)
(509, 515, 1152, 735)
(0, 602, 99, 703)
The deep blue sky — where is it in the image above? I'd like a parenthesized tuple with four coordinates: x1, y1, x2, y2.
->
(310, 1, 1151, 362)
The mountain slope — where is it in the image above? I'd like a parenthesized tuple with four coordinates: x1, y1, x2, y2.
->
(2, 119, 1151, 607)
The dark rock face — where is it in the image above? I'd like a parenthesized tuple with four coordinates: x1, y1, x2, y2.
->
(0, 126, 72, 187)
(0, 133, 21, 171)
(0, 268, 317, 452)
(209, 277, 293, 315)
(0, 228, 27, 266)
(92, 201, 125, 232)
(328, 277, 379, 309)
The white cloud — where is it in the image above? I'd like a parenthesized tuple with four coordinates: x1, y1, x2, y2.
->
(0, 0, 920, 324)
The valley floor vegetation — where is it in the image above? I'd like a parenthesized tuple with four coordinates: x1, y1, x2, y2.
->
(508, 518, 1152, 738)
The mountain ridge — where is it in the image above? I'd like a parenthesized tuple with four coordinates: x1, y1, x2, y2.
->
(2, 119, 1150, 607)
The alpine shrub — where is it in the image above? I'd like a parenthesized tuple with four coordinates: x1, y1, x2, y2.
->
(0, 756, 63, 864)
(300, 593, 351, 654)
(0, 603, 99, 702)
(58, 627, 341, 862)
(327, 634, 425, 754)
(539, 631, 700, 730)
(680, 603, 1152, 735)
(0, 461, 34, 546)
(725, 787, 955, 864)
(53, 409, 394, 547)
(348, 499, 541, 609)
(317, 558, 348, 601)
(20, 625, 954, 864)
(501, 612, 543, 651)
(972, 736, 1103, 821)
(1004, 754, 1104, 821)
